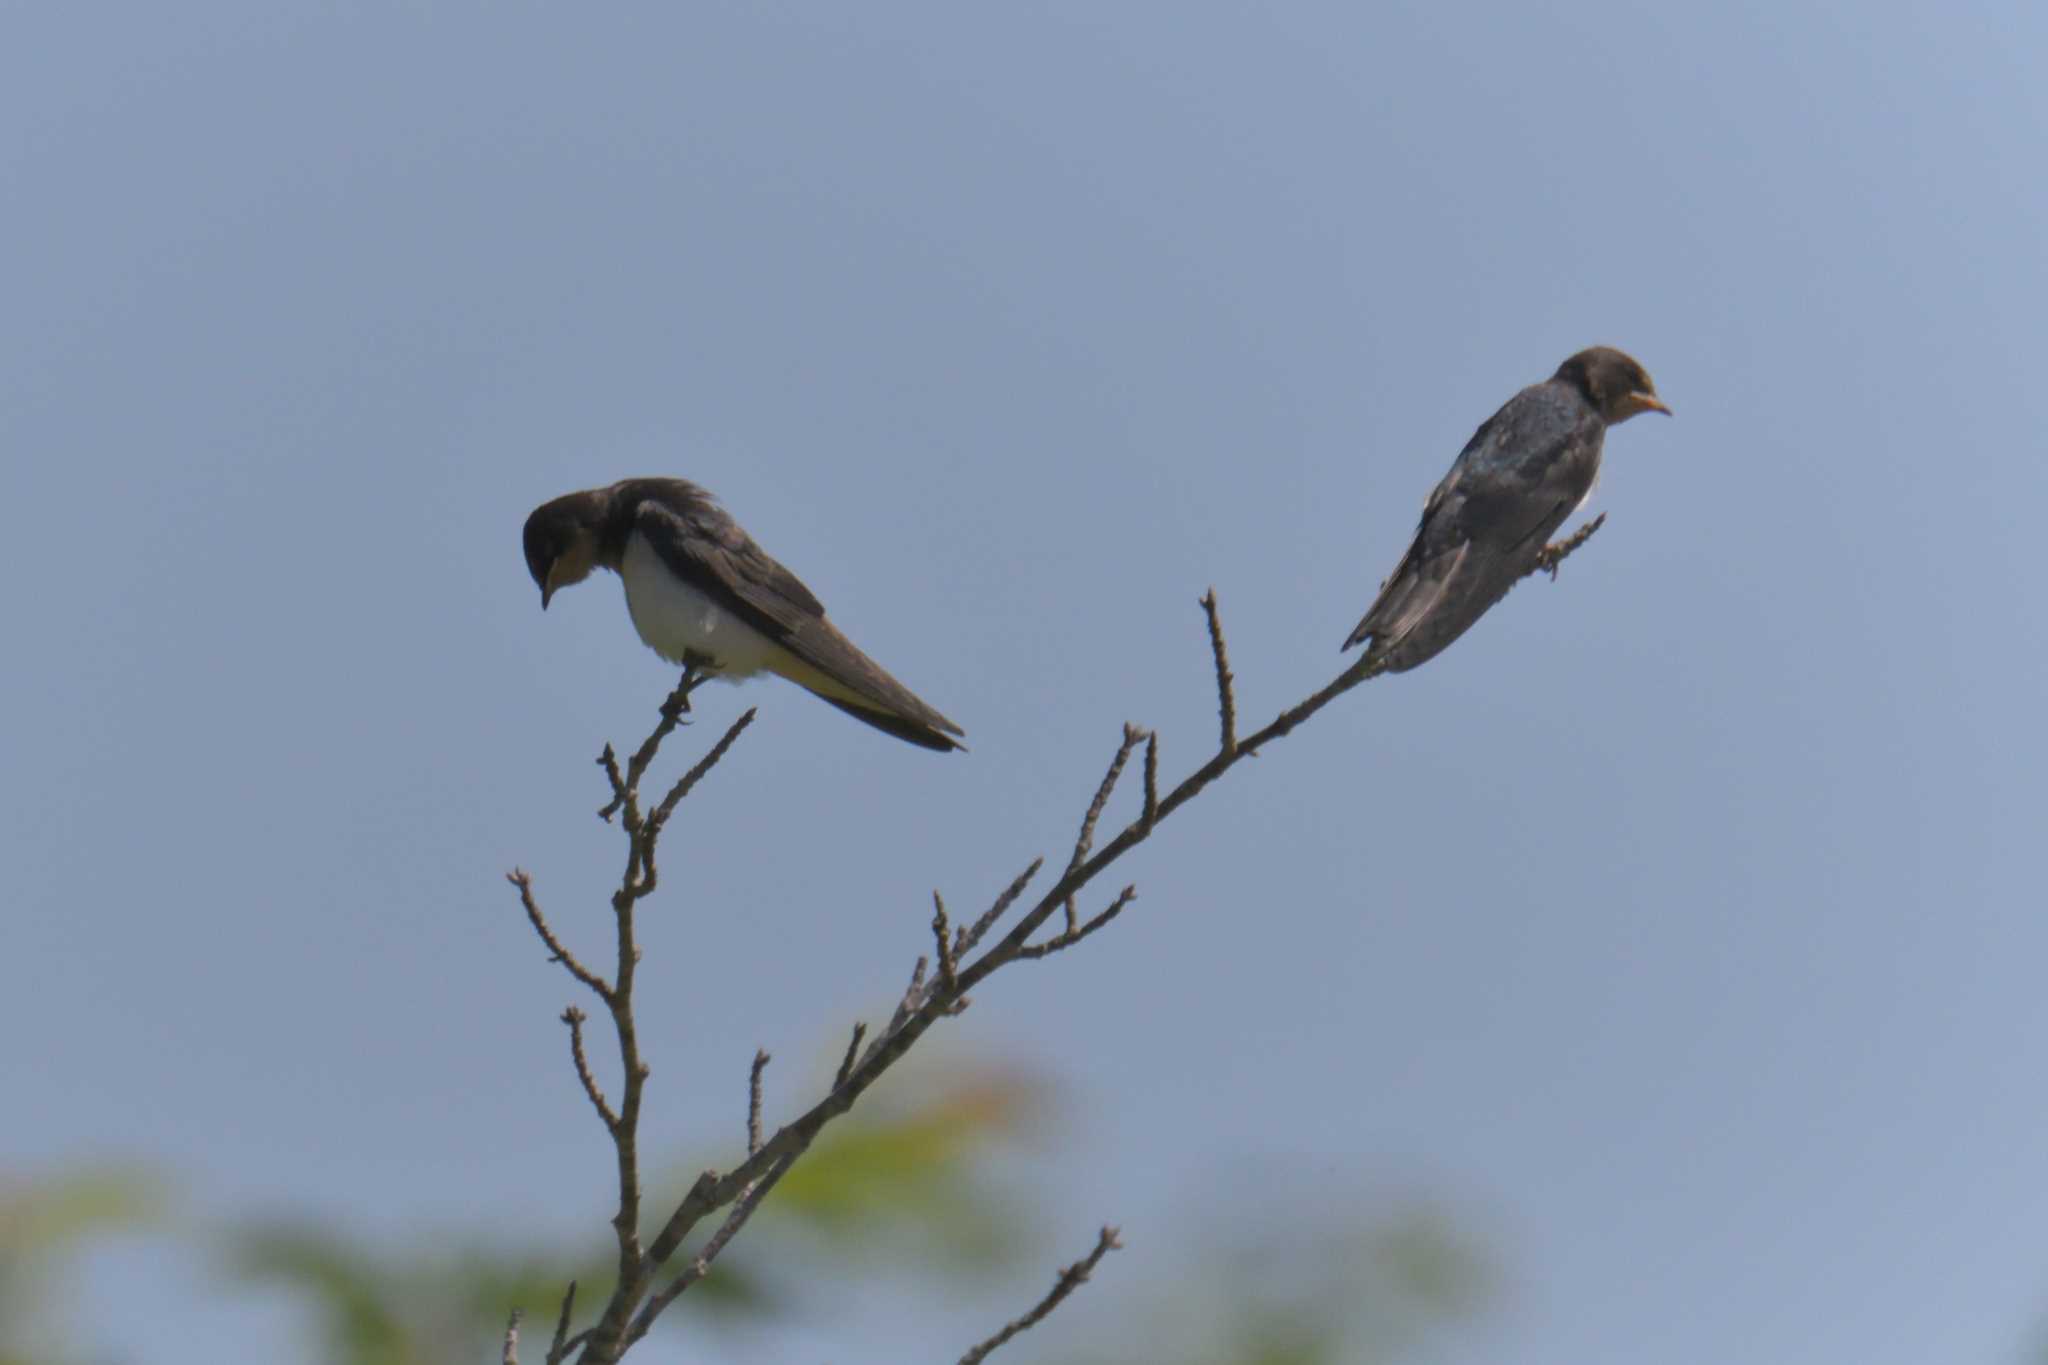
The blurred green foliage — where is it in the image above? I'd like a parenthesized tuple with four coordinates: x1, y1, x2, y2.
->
(0, 1167, 164, 1365)
(1051, 1197, 1491, 1365)
(220, 1065, 1043, 1365)
(6, 1070, 1494, 1365)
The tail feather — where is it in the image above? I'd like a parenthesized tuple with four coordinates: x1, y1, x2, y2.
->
(1342, 542, 1469, 659)
(812, 693, 966, 752)
(766, 621, 965, 752)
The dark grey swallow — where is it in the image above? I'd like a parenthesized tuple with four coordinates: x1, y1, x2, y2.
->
(1343, 347, 1669, 671)
(524, 478, 964, 751)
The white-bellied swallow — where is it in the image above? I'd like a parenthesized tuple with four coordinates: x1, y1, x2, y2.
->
(1343, 347, 1669, 671)
(525, 478, 965, 751)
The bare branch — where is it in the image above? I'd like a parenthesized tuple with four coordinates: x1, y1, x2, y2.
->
(646, 709, 758, 838)
(545, 1283, 579, 1365)
(1063, 725, 1143, 929)
(503, 1308, 523, 1365)
(527, 532, 1613, 1362)
(630, 708, 757, 901)
(631, 541, 1617, 1303)
(1016, 885, 1139, 961)
(509, 871, 612, 1002)
(1140, 731, 1159, 832)
(959, 1225, 1123, 1364)
(879, 956, 929, 1043)
(640, 659, 1398, 1275)
(626, 1151, 799, 1346)
(599, 665, 711, 821)
(956, 857, 1045, 959)
(562, 1007, 620, 1132)
(931, 892, 959, 990)
(747, 1050, 770, 1157)
(833, 1022, 867, 1090)
(1200, 589, 1237, 754)
(544, 683, 758, 1365)
(595, 745, 625, 815)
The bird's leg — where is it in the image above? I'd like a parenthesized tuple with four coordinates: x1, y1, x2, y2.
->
(662, 654, 720, 722)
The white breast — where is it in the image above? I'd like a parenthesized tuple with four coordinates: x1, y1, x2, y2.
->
(619, 531, 782, 677)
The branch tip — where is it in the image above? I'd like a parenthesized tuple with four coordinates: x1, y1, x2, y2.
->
(959, 1223, 1125, 1364)
(546, 1282, 577, 1365)
(747, 1049, 771, 1156)
(1140, 731, 1159, 830)
(834, 1022, 868, 1089)
(1200, 589, 1238, 754)
(956, 856, 1045, 960)
(931, 891, 959, 989)
(561, 1006, 619, 1132)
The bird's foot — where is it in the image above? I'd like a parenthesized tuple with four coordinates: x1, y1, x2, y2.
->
(662, 655, 719, 722)
(1533, 513, 1608, 580)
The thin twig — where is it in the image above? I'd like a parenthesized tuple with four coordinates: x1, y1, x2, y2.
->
(1063, 725, 1143, 929)
(595, 746, 624, 813)
(633, 709, 757, 899)
(598, 666, 709, 820)
(1016, 886, 1139, 960)
(957, 858, 1046, 959)
(503, 1308, 523, 1365)
(647, 709, 758, 837)
(959, 1226, 1123, 1364)
(1140, 732, 1159, 832)
(509, 871, 612, 1002)
(626, 1152, 800, 1346)
(545, 1283, 578, 1365)
(834, 1022, 868, 1089)
(747, 1051, 770, 1157)
(562, 1007, 620, 1131)
(931, 892, 958, 990)
(1200, 589, 1237, 755)
(878, 956, 929, 1044)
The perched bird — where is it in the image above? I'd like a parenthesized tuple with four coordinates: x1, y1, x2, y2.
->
(1342, 347, 1670, 672)
(524, 478, 965, 751)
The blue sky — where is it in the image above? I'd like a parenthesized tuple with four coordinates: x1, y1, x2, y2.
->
(6, 3, 2047, 1361)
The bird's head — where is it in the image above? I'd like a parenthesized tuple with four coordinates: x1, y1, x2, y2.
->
(1556, 347, 1671, 424)
(523, 492, 607, 609)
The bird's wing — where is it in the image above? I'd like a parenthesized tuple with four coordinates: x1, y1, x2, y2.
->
(1343, 398, 1589, 659)
(634, 495, 825, 633)
(1342, 488, 1467, 653)
(633, 498, 964, 745)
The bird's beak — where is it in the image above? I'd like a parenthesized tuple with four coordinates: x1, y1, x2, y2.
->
(540, 584, 554, 610)
(1633, 391, 1672, 416)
